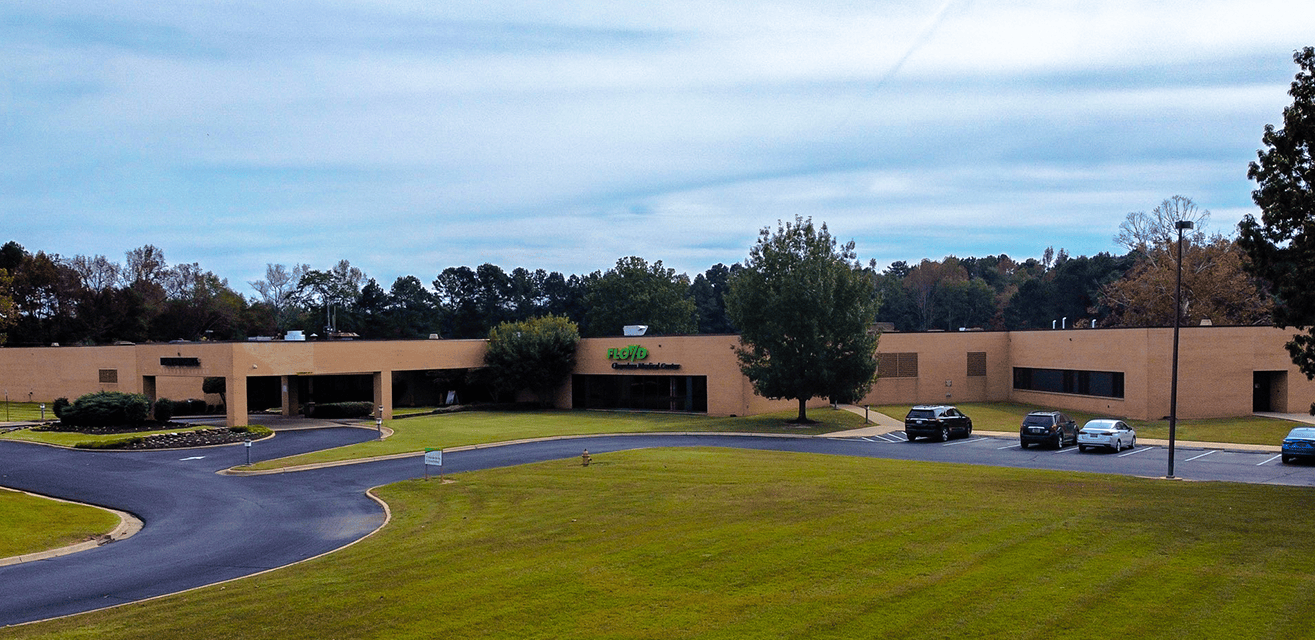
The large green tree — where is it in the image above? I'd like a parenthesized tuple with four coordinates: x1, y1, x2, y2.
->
(483, 315, 581, 405)
(725, 216, 880, 423)
(582, 257, 697, 337)
(1240, 47, 1315, 380)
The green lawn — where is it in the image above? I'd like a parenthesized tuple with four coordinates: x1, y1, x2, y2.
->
(0, 401, 54, 423)
(245, 407, 866, 471)
(0, 424, 215, 448)
(0, 488, 120, 560)
(874, 401, 1302, 445)
(11, 448, 1315, 639)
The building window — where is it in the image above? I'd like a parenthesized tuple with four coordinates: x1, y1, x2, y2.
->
(98, 369, 118, 384)
(1013, 367, 1124, 399)
(967, 352, 987, 377)
(878, 353, 919, 378)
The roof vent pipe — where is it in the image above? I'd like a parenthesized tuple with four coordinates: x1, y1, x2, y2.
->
(1052, 320, 1057, 329)
(1062, 317, 1067, 329)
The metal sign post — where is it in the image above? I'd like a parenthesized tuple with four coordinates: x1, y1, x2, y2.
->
(424, 448, 443, 481)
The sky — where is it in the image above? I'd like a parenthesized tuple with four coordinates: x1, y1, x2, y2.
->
(2, 0, 1311, 293)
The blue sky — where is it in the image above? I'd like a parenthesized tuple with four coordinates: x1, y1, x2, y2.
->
(2, 1, 1309, 291)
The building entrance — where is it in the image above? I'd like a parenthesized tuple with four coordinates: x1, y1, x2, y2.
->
(572, 375, 708, 412)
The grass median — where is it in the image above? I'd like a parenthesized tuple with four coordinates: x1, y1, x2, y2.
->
(0, 488, 120, 560)
(873, 401, 1301, 445)
(12, 447, 1315, 639)
(0, 424, 214, 448)
(244, 407, 868, 471)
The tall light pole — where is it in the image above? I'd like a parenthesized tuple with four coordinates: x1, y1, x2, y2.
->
(1167, 219, 1193, 478)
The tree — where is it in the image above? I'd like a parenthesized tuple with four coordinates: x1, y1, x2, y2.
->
(725, 216, 880, 423)
(1240, 47, 1315, 380)
(689, 263, 739, 334)
(582, 257, 697, 337)
(249, 263, 308, 332)
(482, 315, 580, 405)
(1103, 201, 1272, 327)
(0, 268, 14, 345)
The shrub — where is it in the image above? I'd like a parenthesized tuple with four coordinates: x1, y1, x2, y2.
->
(53, 397, 70, 419)
(309, 401, 375, 419)
(153, 397, 175, 422)
(58, 391, 151, 427)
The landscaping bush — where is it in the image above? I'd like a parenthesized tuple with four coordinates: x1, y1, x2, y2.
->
(308, 401, 375, 419)
(153, 397, 174, 422)
(53, 397, 70, 420)
(58, 391, 151, 428)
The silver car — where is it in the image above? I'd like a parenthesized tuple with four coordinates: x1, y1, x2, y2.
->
(1077, 419, 1136, 452)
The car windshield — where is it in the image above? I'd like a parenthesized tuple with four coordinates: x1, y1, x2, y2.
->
(1286, 428, 1315, 439)
(907, 409, 935, 420)
(1082, 421, 1118, 431)
(1022, 416, 1052, 426)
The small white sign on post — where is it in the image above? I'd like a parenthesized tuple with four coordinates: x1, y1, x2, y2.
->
(424, 448, 442, 481)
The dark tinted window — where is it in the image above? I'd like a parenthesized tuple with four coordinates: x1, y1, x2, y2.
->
(907, 409, 935, 420)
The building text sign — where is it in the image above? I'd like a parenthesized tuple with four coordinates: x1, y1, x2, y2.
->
(606, 344, 680, 370)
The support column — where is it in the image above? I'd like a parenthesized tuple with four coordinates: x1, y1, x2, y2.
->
(373, 371, 393, 421)
(226, 375, 248, 427)
(281, 375, 300, 417)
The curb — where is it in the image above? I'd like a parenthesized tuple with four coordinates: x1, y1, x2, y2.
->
(0, 491, 142, 567)
(219, 431, 814, 476)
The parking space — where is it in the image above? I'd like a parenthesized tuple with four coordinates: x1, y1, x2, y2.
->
(836, 429, 1299, 483)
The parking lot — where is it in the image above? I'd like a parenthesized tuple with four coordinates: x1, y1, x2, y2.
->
(829, 428, 1309, 485)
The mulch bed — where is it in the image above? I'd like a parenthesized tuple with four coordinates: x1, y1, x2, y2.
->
(105, 428, 272, 450)
(33, 421, 191, 435)
(32, 422, 273, 449)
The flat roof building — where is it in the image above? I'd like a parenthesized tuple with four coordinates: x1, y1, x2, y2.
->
(1, 325, 1310, 426)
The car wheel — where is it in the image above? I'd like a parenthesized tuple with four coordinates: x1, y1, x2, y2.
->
(1282, 454, 1291, 464)
(1079, 445, 1087, 452)
(1114, 439, 1122, 453)
(940, 426, 950, 442)
(906, 433, 916, 442)
(966, 425, 973, 437)
(1054, 433, 1064, 449)
(1129, 436, 1136, 449)
(1020, 441, 1028, 449)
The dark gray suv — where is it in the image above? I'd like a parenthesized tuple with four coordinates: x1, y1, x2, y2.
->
(1019, 411, 1077, 449)
(904, 405, 973, 442)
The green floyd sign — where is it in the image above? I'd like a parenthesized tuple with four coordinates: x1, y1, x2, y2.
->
(607, 345, 649, 362)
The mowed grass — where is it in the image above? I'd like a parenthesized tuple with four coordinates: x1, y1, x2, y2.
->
(246, 407, 866, 470)
(0, 401, 51, 423)
(873, 401, 1301, 445)
(0, 488, 120, 559)
(11, 448, 1315, 639)
(0, 424, 213, 448)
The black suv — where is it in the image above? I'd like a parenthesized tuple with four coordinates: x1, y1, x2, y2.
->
(1019, 411, 1077, 449)
(904, 405, 973, 442)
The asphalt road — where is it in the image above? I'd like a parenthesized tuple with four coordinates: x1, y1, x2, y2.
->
(2, 428, 1313, 627)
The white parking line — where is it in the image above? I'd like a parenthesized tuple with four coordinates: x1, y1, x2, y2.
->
(1117, 446, 1152, 457)
(1258, 454, 1282, 466)
(179, 456, 205, 461)
(997, 442, 1021, 450)
(859, 436, 875, 442)
(1051, 446, 1078, 454)
(942, 437, 989, 447)
(1184, 450, 1217, 462)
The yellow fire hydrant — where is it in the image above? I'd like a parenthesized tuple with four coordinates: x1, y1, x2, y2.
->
(582, 449, 592, 467)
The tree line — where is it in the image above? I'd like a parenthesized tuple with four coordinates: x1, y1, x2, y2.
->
(0, 198, 1275, 350)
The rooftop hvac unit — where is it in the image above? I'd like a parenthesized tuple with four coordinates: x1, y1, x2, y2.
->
(623, 325, 648, 337)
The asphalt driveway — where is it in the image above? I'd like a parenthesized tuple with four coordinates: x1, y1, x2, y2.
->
(3, 428, 1314, 627)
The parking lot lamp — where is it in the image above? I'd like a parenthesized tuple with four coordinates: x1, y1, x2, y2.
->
(1167, 219, 1193, 478)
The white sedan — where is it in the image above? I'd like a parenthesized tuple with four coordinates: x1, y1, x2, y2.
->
(1077, 419, 1136, 452)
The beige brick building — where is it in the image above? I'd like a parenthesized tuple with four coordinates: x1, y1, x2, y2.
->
(1, 326, 1310, 426)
